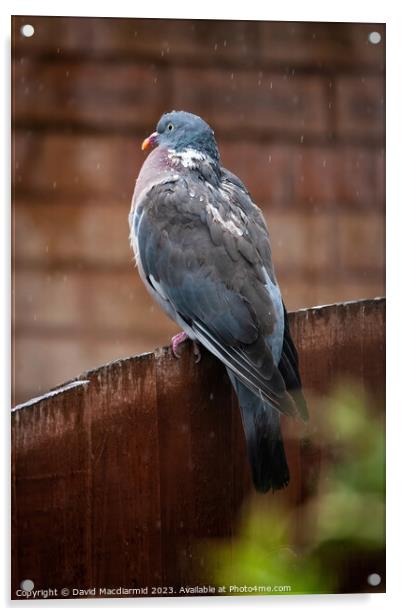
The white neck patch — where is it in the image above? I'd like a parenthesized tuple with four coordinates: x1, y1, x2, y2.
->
(168, 148, 212, 169)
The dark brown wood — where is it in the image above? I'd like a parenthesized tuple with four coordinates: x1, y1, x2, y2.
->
(11, 298, 385, 598)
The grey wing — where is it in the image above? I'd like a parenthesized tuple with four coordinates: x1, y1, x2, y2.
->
(135, 176, 298, 417)
(221, 167, 309, 421)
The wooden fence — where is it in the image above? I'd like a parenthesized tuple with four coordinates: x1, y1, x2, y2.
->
(11, 297, 385, 599)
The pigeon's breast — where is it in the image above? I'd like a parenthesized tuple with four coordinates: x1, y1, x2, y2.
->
(133, 147, 178, 206)
(129, 147, 179, 263)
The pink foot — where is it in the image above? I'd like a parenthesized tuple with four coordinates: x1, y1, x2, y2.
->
(171, 331, 188, 358)
(171, 332, 201, 363)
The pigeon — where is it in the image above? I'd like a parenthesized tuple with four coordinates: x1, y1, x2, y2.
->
(129, 110, 308, 492)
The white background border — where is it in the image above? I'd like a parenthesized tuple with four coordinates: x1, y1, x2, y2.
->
(2, 0, 401, 613)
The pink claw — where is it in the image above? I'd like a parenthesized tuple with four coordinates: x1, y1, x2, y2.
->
(171, 332, 201, 363)
(171, 331, 188, 358)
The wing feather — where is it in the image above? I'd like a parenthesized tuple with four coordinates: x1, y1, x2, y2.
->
(134, 172, 300, 417)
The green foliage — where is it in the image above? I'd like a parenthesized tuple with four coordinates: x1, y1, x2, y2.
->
(204, 384, 385, 595)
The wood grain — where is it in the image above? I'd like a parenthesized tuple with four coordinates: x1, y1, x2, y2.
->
(11, 298, 385, 598)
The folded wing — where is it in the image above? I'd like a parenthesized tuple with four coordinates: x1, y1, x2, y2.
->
(134, 174, 302, 418)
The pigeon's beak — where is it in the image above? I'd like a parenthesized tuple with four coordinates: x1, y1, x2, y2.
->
(141, 131, 159, 151)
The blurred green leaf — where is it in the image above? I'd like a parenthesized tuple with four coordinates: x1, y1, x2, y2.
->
(203, 383, 385, 595)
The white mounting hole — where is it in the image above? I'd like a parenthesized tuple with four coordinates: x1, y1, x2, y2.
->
(21, 24, 35, 38)
(368, 31, 381, 45)
(20, 579, 34, 591)
(367, 573, 381, 586)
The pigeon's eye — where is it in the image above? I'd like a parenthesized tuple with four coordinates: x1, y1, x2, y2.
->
(167, 123, 174, 132)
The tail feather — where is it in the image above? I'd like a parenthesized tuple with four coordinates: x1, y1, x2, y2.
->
(227, 369, 289, 492)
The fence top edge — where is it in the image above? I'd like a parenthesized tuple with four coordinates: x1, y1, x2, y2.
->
(11, 296, 385, 415)
(11, 379, 91, 414)
(290, 295, 385, 317)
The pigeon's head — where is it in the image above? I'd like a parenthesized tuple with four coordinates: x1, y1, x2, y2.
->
(142, 111, 220, 164)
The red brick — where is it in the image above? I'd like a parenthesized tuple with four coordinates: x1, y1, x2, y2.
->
(11, 14, 387, 411)
(13, 132, 141, 201)
(220, 143, 297, 206)
(13, 269, 178, 338)
(11, 203, 337, 276)
(13, 58, 168, 130)
(13, 16, 258, 63)
(13, 16, 160, 57)
(13, 273, 385, 405)
(336, 212, 385, 271)
(13, 133, 385, 211)
(279, 279, 385, 313)
(222, 143, 384, 210)
(12, 17, 385, 73)
(13, 333, 161, 407)
(10, 16, 273, 83)
(14, 132, 297, 206)
(13, 146, 385, 283)
(13, 208, 384, 333)
(258, 22, 385, 70)
(13, 201, 131, 267)
(375, 147, 385, 206)
(265, 210, 385, 279)
(293, 146, 385, 209)
(171, 67, 329, 136)
(335, 76, 385, 139)
(267, 212, 334, 273)
(148, 19, 259, 66)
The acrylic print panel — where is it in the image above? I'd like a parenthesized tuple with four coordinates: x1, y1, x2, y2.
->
(11, 15, 385, 600)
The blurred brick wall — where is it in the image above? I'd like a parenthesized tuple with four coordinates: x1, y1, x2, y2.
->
(12, 17, 385, 404)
